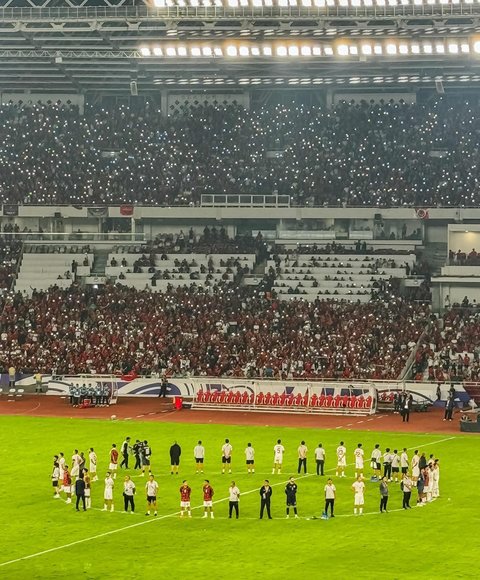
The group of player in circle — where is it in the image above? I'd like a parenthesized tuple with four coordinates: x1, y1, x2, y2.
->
(50, 437, 441, 519)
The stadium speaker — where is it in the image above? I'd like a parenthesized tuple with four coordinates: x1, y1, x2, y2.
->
(374, 213, 382, 223)
(130, 80, 138, 96)
(435, 80, 445, 94)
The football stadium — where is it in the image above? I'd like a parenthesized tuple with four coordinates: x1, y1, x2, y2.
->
(0, 0, 480, 578)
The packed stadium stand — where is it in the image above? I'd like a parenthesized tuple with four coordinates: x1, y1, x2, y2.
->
(0, 98, 479, 207)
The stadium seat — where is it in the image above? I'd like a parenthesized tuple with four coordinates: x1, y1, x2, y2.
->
(255, 392, 264, 405)
(309, 394, 318, 407)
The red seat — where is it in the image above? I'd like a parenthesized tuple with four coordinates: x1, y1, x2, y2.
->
(355, 395, 364, 408)
(364, 395, 372, 408)
(210, 390, 219, 403)
(240, 392, 249, 405)
(264, 392, 272, 405)
(319, 394, 326, 407)
(226, 391, 234, 404)
(218, 391, 226, 404)
(292, 393, 302, 406)
(301, 394, 308, 406)
(332, 395, 341, 408)
(346, 396, 354, 408)
(279, 393, 288, 406)
(325, 394, 333, 407)
(256, 392, 264, 405)
(196, 389, 203, 403)
(272, 393, 280, 406)
(310, 394, 318, 407)
(248, 393, 255, 404)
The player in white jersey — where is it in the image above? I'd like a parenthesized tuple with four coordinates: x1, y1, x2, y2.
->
(336, 442, 347, 477)
(370, 444, 381, 481)
(89, 447, 98, 482)
(58, 453, 66, 480)
(431, 460, 440, 498)
(71, 449, 81, 480)
(391, 449, 400, 482)
(354, 443, 364, 478)
(102, 471, 115, 512)
(52, 461, 60, 498)
(352, 475, 365, 515)
(145, 475, 159, 516)
(194, 440, 205, 474)
(245, 442, 255, 474)
(411, 450, 420, 483)
(221, 439, 233, 474)
(272, 439, 285, 475)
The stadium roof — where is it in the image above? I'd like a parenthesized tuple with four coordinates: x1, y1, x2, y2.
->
(1, 0, 480, 92)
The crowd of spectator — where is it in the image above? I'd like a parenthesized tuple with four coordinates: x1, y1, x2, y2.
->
(448, 248, 480, 266)
(413, 309, 480, 382)
(0, 97, 479, 206)
(0, 283, 429, 379)
(0, 238, 22, 291)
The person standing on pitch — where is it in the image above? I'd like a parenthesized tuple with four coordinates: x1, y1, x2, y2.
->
(202, 480, 214, 519)
(352, 475, 365, 515)
(228, 481, 240, 519)
(123, 475, 136, 513)
(245, 442, 255, 474)
(63, 465, 72, 504)
(145, 474, 159, 516)
(89, 447, 98, 482)
(102, 471, 115, 512)
(83, 468, 92, 509)
(297, 441, 308, 474)
(336, 441, 347, 477)
(75, 474, 86, 512)
(259, 480, 273, 519)
(314, 443, 325, 476)
(194, 440, 205, 474)
(402, 473, 413, 509)
(120, 437, 131, 469)
(52, 460, 60, 498)
(179, 480, 192, 518)
(272, 439, 285, 475)
(379, 476, 389, 513)
(221, 438, 233, 474)
(285, 476, 299, 518)
(170, 441, 181, 475)
(324, 478, 336, 517)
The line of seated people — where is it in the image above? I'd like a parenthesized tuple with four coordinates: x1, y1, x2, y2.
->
(195, 389, 373, 409)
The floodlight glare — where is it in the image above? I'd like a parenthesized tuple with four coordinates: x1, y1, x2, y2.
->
(399, 44, 409, 55)
(435, 44, 445, 54)
(473, 41, 480, 53)
(239, 46, 249, 56)
(361, 44, 373, 55)
(411, 44, 420, 54)
(386, 44, 397, 55)
(288, 46, 299, 56)
(166, 47, 176, 56)
(140, 47, 151, 56)
(301, 46, 312, 56)
(277, 46, 288, 57)
(263, 46, 273, 56)
(178, 46, 188, 56)
(337, 44, 349, 56)
(191, 47, 201, 57)
(202, 47, 213, 56)
(152, 47, 162, 56)
(226, 45, 238, 56)
(448, 43, 459, 54)
(423, 44, 433, 54)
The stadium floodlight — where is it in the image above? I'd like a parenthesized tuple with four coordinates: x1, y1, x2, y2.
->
(263, 46, 273, 55)
(153, 47, 163, 56)
(264, 0, 273, 5)
(326, 0, 335, 5)
(227, 0, 239, 5)
(339, 0, 349, 7)
(178, 46, 188, 56)
(323, 46, 333, 55)
(153, 0, 166, 6)
(166, 47, 176, 56)
(374, 44, 383, 55)
(376, 0, 385, 5)
(238, 46, 249, 56)
(278, 0, 289, 5)
(177, 0, 186, 4)
(435, 43, 445, 54)
(277, 46, 288, 56)
(361, 44, 373, 55)
(461, 43, 470, 53)
(386, 44, 397, 55)
(226, 45, 238, 56)
(349, 45, 358, 55)
(301, 0, 313, 6)
(288, 46, 299, 56)
(252, 0, 263, 5)
(411, 43, 420, 54)
(473, 41, 480, 53)
(202, 47, 213, 56)
(288, 0, 297, 5)
(314, 0, 326, 5)
(301, 46, 312, 56)
(251, 46, 260, 56)
(337, 44, 349, 56)
(191, 47, 202, 56)
(140, 47, 152, 56)
(364, 0, 373, 5)
(387, 0, 396, 5)
(240, 0, 249, 5)
(190, 0, 199, 5)
(351, 0, 361, 6)
(423, 44, 433, 54)
(448, 43, 459, 54)
(398, 44, 409, 55)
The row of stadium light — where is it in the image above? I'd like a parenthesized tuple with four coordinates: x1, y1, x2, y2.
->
(153, 0, 480, 6)
(153, 73, 480, 84)
(140, 40, 480, 56)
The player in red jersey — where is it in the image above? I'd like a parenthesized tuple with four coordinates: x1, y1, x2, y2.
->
(109, 444, 119, 479)
(63, 465, 72, 504)
(202, 480, 215, 519)
(179, 480, 192, 518)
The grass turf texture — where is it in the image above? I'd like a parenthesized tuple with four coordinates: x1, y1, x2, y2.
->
(0, 416, 478, 580)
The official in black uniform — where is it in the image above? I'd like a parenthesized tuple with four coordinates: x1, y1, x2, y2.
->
(75, 475, 86, 511)
(285, 477, 298, 518)
(170, 441, 182, 475)
(120, 437, 131, 469)
(259, 480, 273, 519)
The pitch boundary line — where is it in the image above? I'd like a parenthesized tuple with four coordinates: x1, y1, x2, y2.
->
(0, 435, 456, 569)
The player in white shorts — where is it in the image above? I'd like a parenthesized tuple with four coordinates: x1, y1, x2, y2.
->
(336, 442, 347, 477)
(411, 450, 420, 483)
(221, 439, 233, 474)
(102, 471, 115, 512)
(352, 475, 365, 515)
(71, 449, 81, 480)
(354, 443, 364, 478)
(58, 453, 66, 481)
(272, 439, 285, 475)
(89, 447, 98, 482)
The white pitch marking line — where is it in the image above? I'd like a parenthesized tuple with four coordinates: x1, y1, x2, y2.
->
(0, 436, 456, 569)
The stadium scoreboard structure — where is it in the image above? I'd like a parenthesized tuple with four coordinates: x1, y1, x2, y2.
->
(0, 0, 480, 92)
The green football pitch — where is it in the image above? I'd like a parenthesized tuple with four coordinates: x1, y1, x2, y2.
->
(0, 416, 478, 580)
